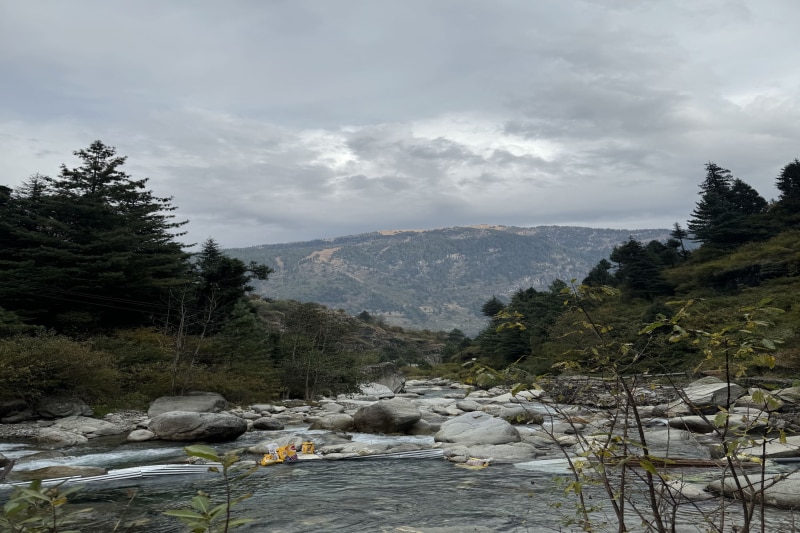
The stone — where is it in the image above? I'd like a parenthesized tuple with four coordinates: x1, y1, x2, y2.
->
(53, 415, 125, 438)
(666, 377, 745, 415)
(127, 429, 156, 442)
(498, 405, 544, 425)
(148, 411, 247, 442)
(353, 398, 422, 434)
(435, 411, 520, 445)
(362, 362, 406, 393)
(708, 471, 800, 509)
(36, 428, 89, 447)
(252, 417, 285, 431)
(147, 392, 227, 418)
(308, 414, 355, 431)
(358, 383, 396, 400)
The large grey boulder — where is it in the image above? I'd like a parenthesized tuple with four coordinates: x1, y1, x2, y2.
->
(362, 362, 406, 393)
(707, 471, 800, 509)
(353, 398, 421, 434)
(252, 417, 285, 431)
(666, 377, 745, 415)
(308, 414, 355, 431)
(435, 411, 520, 445)
(53, 416, 125, 438)
(37, 396, 93, 419)
(147, 392, 227, 418)
(36, 428, 89, 447)
(358, 383, 395, 399)
(148, 411, 247, 442)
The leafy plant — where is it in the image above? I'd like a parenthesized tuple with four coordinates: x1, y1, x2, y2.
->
(164, 445, 255, 533)
(0, 480, 90, 533)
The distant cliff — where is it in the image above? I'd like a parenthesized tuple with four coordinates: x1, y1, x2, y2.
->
(225, 225, 671, 335)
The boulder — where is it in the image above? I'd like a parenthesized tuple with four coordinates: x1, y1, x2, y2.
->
(362, 362, 406, 393)
(147, 392, 227, 418)
(127, 429, 156, 442)
(435, 412, 520, 445)
(707, 471, 800, 509)
(53, 415, 125, 438)
(353, 398, 421, 434)
(666, 377, 745, 415)
(308, 414, 355, 431)
(37, 396, 93, 419)
(444, 442, 541, 463)
(148, 411, 247, 442)
(252, 417, 285, 431)
(36, 428, 89, 447)
(358, 383, 396, 399)
(498, 405, 544, 425)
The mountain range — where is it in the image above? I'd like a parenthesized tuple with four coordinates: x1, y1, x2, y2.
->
(225, 225, 672, 335)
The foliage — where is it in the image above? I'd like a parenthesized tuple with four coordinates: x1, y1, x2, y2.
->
(0, 480, 90, 533)
(0, 333, 120, 405)
(164, 445, 255, 533)
(0, 143, 191, 333)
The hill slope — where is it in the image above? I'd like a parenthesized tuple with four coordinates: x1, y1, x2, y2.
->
(226, 225, 671, 335)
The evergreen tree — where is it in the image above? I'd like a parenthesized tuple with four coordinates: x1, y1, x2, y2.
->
(773, 158, 800, 229)
(481, 296, 506, 318)
(1, 144, 191, 331)
(609, 238, 673, 300)
(687, 162, 768, 249)
(583, 259, 614, 287)
(669, 223, 689, 260)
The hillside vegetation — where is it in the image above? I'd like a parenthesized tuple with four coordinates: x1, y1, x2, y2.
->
(226, 225, 671, 334)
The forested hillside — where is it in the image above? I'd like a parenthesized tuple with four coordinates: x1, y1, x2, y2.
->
(225, 225, 672, 334)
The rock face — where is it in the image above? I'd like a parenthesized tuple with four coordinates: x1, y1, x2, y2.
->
(435, 411, 521, 445)
(147, 392, 227, 418)
(37, 396, 93, 419)
(362, 362, 406, 393)
(148, 411, 247, 442)
(353, 398, 421, 434)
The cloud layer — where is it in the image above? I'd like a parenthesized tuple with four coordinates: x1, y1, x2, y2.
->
(2, 0, 798, 247)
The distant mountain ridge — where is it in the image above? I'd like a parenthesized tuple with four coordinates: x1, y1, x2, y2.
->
(225, 225, 671, 335)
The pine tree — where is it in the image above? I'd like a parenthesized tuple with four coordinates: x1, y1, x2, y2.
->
(0, 142, 191, 331)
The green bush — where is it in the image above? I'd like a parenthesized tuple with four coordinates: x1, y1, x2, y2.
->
(0, 333, 120, 405)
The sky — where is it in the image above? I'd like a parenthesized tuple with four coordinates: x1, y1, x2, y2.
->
(1, 1, 799, 249)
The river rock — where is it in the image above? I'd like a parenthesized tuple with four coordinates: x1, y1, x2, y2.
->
(148, 411, 247, 442)
(11, 465, 107, 482)
(666, 377, 745, 415)
(707, 471, 800, 509)
(252, 417, 285, 431)
(127, 429, 156, 442)
(353, 398, 422, 434)
(736, 434, 800, 459)
(362, 362, 406, 393)
(498, 405, 544, 425)
(53, 415, 125, 438)
(147, 392, 227, 418)
(308, 414, 355, 431)
(445, 442, 542, 463)
(435, 411, 520, 445)
(36, 396, 93, 419)
(363, 383, 395, 399)
(36, 428, 89, 447)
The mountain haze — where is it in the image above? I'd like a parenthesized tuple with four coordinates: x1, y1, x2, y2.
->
(225, 225, 672, 335)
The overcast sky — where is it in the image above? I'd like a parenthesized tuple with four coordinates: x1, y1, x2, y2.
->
(2, 1, 798, 248)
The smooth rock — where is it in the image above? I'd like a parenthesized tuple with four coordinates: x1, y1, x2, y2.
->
(148, 411, 247, 442)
